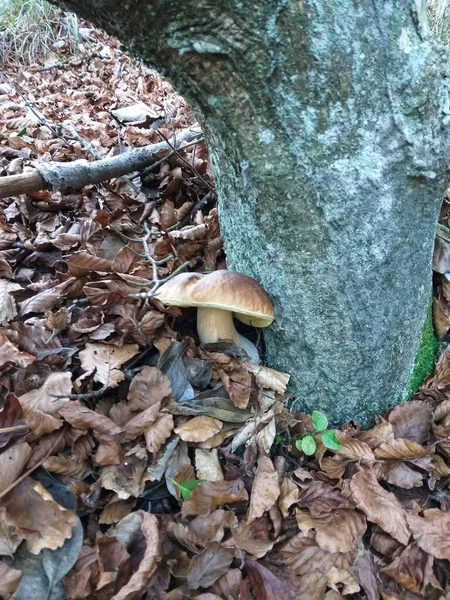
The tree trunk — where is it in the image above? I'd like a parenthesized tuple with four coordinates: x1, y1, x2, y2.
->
(54, 0, 450, 424)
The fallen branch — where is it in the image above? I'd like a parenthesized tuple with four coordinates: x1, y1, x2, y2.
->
(0, 128, 203, 199)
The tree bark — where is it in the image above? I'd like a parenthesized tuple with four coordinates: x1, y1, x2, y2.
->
(53, 0, 450, 424)
(0, 129, 201, 199)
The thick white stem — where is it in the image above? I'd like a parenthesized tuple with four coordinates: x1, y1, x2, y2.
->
(197, 307, 261, 364)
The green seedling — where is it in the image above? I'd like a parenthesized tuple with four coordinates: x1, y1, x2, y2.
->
(167, 477, 203, 500)
(295, 410, 342, 456)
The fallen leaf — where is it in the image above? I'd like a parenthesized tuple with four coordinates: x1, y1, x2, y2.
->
(187, 543, 234, 589)
(59, 401, 122, 436)
(248, 455, 280, 522)
(0, 561, 22, 596)
(407, 508, 450, 560)
(381, 542, 434, 595)
(0, 478, 76, 554)
(296, 508, 366, 553)
(175, 416, 223, 442)
(110, 512, 160, 600)
(79, 343, 139, 388)
(195, 448, 224, 481)
(0, 279, 22, 324)
(0, 442, 32, 495)
(349, 470, 410, 545)
(388, 401, 432, 444)
(145, 414, 174, 454)
(0, 394, 29, 448)
(296, 481, 352, 517)
(374, 438, 427, 460)
(182, 479, 248, 518)
(128, 366, 172, 411)
(0, 332, 35, 369)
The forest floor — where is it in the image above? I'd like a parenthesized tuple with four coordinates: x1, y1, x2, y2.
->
(2, 18, 450, 600)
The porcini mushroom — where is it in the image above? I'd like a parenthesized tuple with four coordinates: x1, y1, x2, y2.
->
(155, 270, 274, 364)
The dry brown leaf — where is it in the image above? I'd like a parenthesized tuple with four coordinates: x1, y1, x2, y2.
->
(195, 448, 224, 481)
(18, 278, 76, 315)
(175, 416, 223, 442)
(211, 569, 242, 600)
(278, 477, 299, 518)
(248, 455, 280, 522)
(127, 366, 172, 411)
(327, 568, 360, 595)
(243, 362, 290, 394)
(79, 342, 139, 388)
(256, 418, 276, 454)
(18, 371, 72, 416)
(59, 401, 122, 436)
(167, 509, 237, 553)
(187, 543, 234, 590)
(381, 542, 434, 595)
(231, 520, 274, 558)
(358, 422, 395, 449)
(182, 479, 248, 518)
(407, 508, 450, 560)
(349, 470, 410, 545)
(374, 438, 427, 460)
(111, 512, 160, 600)
(388, 401, 432, 444)
(145, 414, 174, 454)
(94, 439, 123, 465)
(270, 532, 351, 577)
(382, 462, 423, 489)
(99, 498, 135, 525)
(123, 404, 161, 439)
(0, 442, 32, 495)
(0, 332, 35, 369)
(0, 477, 76, 554)
(0, 279, 22, 324)
(296, 481, 353, 517)
(64, 546, 99, 599)
(100, 464, 146, 500)
(296, 508, 366, 553)
(0, 561, 22, 597)
(334, 432, 375, 465)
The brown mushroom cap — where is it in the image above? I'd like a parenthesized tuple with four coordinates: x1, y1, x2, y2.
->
(155, 270, 275, 327)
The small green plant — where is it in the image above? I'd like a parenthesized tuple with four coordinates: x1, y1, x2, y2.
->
(167, 478, 203, 500)
(295, 410, 342, 456)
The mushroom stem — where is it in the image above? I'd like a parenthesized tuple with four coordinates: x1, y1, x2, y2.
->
(197, 307, 261, 364)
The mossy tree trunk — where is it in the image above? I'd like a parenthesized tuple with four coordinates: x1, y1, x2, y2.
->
(54, 0, 450, 424)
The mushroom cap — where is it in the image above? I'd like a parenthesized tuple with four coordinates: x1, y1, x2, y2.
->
(155, 270, 275, 327)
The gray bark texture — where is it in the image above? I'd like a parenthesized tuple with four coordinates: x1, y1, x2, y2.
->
(54, 0, 450, 424)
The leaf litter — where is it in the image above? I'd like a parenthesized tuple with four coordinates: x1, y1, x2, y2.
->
(2, 17, 450, 600)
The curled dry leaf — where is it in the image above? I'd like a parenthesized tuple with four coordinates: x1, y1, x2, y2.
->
(406, 508, 450, 560)
(59, 401, 122, 436)
(248, 455, 280, 522)
(195, 448, 224, 481)
(278, 477, 299, 518)
(231, 520, 274, 558)
(296, 508, 366, 553)
(349, 469, 411, 546)
(296, 481, 353, 517)
(123, 404, 161, 439)
(187, 543, 234, 589)
(243, 362, 290, 394)
(0, 279, 22, 324)
(334, 432, 375, 465)
(79, 343, 139, 388)
(182, 479, 248, 518)
(0, 394, 29, 449)
(128, 366, 172, 411)
(381, 542, 434, 595)
(374, 438, 427, 460)
(0, 561, 22, 597)
(110, 512, 160, 600)
(382, 462, 423, 489)
(145, 414, 174, 454)
(327, 568, 360, 595)
(0, 442, 32, 493)
(175, 416, 223, 443)
(388, 400, 432, 444)
(18, 372, 72, 416)
(0, 477, 76, 554)
(0, 332, 35, 369)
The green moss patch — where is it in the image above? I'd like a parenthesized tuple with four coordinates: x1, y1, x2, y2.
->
(408, 304, 439, 396)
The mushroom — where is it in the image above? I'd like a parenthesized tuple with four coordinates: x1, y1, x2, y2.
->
(155, 270, 275, 364)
